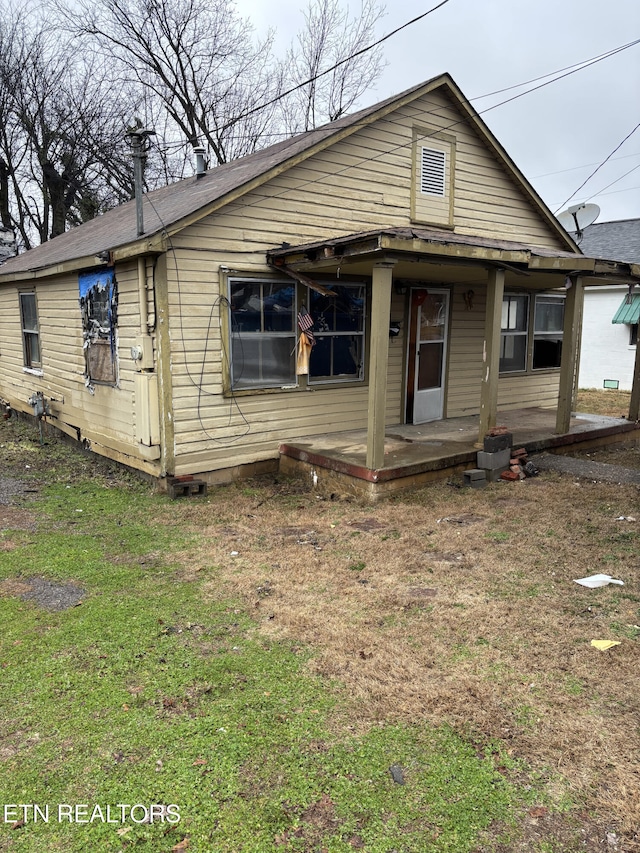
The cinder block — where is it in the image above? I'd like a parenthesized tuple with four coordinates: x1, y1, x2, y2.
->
(167, 478, 208, 499)
(477, 448, 511, 470)
(463, 469, 486, 488)
(483, 432, 512, 452)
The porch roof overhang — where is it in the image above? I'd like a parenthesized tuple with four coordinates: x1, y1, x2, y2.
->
(266, 226, 640, 289)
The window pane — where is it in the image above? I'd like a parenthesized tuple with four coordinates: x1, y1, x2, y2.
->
(231, 281, 294, 333)
(501, 294, 528, 331)
(20, 293, 38, 330)
(24, 331, 40, 367)
(310, 334, 362, 381)
(535, 297, 564, 333)
(310, 285, 364, 333)
(229, 279, 296, 389)
(533, 336, 562, 369)
(231, 335, 295, 388)
(499, 333, 527, 372)
(308, 284, 365, 384)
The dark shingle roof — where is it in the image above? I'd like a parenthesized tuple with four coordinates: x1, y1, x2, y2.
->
(0, 77, 443, 277)
(572, 219, 640, 264)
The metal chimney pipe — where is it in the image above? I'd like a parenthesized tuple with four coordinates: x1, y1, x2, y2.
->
(126, 122, 155, 237)
(193, 145, 206, 178)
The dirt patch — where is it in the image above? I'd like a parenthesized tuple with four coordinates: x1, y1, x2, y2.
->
(1, 576, 87, 611)
(0, 506, 38, 532)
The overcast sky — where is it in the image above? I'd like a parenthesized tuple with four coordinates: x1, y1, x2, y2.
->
(238, 0, 640, 225)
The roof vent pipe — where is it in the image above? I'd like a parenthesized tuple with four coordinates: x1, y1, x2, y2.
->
(193, 145, 206, 178)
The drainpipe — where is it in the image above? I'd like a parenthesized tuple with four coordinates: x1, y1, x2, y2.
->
(138, 257, 148, 335)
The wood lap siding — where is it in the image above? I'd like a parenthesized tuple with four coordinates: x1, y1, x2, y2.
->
(0, 264, 143, 456)
(165, 89, 568, 472)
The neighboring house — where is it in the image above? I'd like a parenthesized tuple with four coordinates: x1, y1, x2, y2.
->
(0, 73, 638, 490)
(575, 219, 640, 390)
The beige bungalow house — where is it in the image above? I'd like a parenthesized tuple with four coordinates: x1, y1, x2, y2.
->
(1, 74, 639, 498)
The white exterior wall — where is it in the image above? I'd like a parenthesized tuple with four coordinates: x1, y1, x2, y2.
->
(579, 286, 637, 390)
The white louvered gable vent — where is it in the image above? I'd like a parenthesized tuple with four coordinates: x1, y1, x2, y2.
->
(420, 147, 446, 196)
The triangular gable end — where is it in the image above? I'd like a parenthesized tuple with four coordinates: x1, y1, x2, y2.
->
(157, 73, 579, 258)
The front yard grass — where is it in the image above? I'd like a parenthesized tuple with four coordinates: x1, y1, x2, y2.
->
(1, 408, 639, 852)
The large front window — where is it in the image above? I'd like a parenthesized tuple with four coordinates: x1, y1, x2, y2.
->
(309, 284, 365, 383)
(229, 279, 296, 389)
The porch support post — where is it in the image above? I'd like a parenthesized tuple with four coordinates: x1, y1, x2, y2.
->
(366, 261, 395, 470)
(629, 328, 640, 421)
(478, 268, 505, 443)
(556, 276, 583, 434)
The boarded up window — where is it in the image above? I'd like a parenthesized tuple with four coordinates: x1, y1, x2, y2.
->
(79, 269, 118, 385)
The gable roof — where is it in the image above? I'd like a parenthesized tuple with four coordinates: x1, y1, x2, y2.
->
(572, 219, 640, 264)
(0, 73, 579, 280)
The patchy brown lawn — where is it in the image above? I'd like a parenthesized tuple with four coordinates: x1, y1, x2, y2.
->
(2, 398, 639, 850)
(575, 389, 640, 469)
(168, 469, 640, 848)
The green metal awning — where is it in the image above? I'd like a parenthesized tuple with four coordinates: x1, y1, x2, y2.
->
(612, 293, 640, 324)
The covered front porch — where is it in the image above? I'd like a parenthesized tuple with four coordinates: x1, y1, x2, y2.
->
(267, 226, 640, 499)
(279, 407, 640, 500)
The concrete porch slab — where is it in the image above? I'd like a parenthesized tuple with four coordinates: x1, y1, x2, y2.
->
(279, 408, 640, 500)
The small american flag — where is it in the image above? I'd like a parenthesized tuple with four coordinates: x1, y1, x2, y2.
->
(297, 308, 314, 331)
(297, 308, 315, 345)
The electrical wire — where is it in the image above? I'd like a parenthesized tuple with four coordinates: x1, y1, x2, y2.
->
(553, 119, 640, 213)
(224, 0, 454, 130)
(217, 36, 640, 228)
(144, 192, 252, 445)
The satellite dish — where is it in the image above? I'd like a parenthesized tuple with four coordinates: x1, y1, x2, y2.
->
(556, 203, 600, 238)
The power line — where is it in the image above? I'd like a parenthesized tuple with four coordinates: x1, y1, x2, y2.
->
(584, 162, 640, 201)
(224, 0, 453, 129)
(553, 120, 640, 213)
(532, 151, 640, 180)
(223, 36, 640, 225)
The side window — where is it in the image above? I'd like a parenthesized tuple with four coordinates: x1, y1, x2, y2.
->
(631, 324, 638, 346)
(79, 269, 118, 385)
(308, 284, 366, 383)
(500, 294, 529, 373)
(20, 292, 41, 370)
(533, 295, 564, 369)
(229, 279, 296, 389)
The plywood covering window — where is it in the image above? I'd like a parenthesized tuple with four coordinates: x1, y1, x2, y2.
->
(411, 128, 455, 227)
(229, 278, 296, 389)
(79, 268, 118, 385)
(308, 284, 365, 384)
(20, 292, 41, 369)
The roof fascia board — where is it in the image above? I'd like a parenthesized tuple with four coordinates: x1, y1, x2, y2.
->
(0, 254, 113, 283)
(379, 233, 530, 264)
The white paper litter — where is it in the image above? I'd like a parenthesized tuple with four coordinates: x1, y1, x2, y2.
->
(573, 574, 624, 588)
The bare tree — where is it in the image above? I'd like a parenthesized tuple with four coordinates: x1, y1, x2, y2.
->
(0, 2, 144, 246)
(56, 0, 284, 165)
(283, 0, 386, 133)
(0, 0, 388, 246)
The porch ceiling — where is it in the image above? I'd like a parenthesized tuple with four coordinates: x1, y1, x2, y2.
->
(267, 226, 640, 290)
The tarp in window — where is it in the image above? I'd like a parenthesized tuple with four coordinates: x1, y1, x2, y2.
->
(79, 269, 115, 298)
